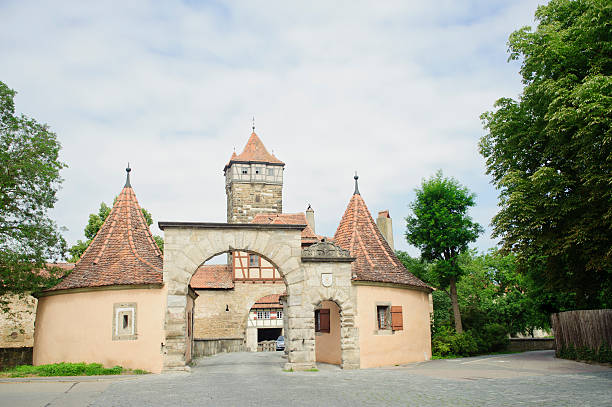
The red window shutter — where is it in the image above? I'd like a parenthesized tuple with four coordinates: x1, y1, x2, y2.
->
(391, 306, 403, 331)
(319, 308, 330, 333)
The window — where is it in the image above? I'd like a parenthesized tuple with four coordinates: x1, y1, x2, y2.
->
(249, 254, 259, 267)
(376, 305, 403, 331)
(264, 310, 270, 319)
(377, 305, 389, 330)
(255, 168, 261, 174)
(113, 302, 137, 340)
(268, 168, 274, 176)
(242, 169, 248, 174)
(257, 310, 264, 320)
(276, 311, 283, 319)
(314, 308, 330, 333)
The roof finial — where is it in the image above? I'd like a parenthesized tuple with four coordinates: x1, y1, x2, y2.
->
(252, 116, 255, 133)
(125, 163, 132, 188)
(354, 171, 360, 195)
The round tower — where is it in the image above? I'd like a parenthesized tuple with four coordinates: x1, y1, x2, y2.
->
(224, 129, 284, 223)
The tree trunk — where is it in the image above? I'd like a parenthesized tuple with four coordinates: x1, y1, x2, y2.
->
(449, 277, 463, 334)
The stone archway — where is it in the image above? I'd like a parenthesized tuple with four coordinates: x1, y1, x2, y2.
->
(159, 222, 309, 372)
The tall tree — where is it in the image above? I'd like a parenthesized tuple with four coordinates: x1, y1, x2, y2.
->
(68, 201, 163, 262)
(480, 0, 612, 310)
(0, 81, 67, 299)
(405, 172, 483, 333)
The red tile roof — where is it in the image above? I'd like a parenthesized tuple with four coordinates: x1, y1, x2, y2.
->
(190, 264, 234, 289)
(251, 213, 318, 244)
(252, 294, 283, 309)
(334, 192, 431, 290)
(225, 132, 284, 170)
(48, 176, 163, 291)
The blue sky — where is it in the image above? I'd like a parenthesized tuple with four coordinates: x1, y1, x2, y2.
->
(0, 0, 544, 256)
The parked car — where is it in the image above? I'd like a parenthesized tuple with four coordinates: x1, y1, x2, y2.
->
(276, 335, 285, 351)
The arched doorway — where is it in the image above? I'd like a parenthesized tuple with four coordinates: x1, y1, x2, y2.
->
(188, 251, 286, 357)
(314, 300, 341, 365)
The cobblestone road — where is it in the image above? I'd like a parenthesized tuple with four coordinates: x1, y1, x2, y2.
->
(1, 350, 610, 406)
(92, 350, 611, 407)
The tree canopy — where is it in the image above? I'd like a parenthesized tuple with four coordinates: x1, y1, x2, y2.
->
(405, 171, 483, 332)
(0, 81, 67, 298)
(480, 0, 612, 310)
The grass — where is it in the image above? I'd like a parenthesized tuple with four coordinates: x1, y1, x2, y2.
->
(1, 362, 150, 378)
(283, 367, 319, 372)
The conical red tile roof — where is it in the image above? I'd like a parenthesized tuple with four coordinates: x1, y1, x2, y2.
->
(49, 172, 163, 291)
(334, 190, 430, 289)
(225, 132, 283, 170)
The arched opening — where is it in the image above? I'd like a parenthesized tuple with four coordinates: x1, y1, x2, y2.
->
(188, 249, 287, 359)
(246, 294, 285, 352)
(314, 300, 342, 365)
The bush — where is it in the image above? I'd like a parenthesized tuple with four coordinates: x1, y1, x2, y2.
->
(558, 342, 612, 363)
(474, 323, 509, 353)
(432, 327, 479, 357)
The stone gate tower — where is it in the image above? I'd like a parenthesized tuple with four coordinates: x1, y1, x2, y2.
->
(224, 129, 284, 223)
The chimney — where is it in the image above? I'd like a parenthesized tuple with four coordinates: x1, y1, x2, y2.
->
(305, 205, 315, 234)
(376, 210, 394, 250)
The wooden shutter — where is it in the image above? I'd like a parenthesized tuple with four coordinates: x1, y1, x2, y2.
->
(391, 306, 403, 331)
(319, 308, 330, 333)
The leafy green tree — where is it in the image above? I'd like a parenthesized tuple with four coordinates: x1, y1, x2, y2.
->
(405, 172, 483, 333)
(480, 0, 612, 310)
(68, 201, 163, 262)
(457, 250, 546, 336)
(0, 81, 67, 301)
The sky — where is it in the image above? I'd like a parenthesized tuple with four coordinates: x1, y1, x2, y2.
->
(0, 0, 544, 257)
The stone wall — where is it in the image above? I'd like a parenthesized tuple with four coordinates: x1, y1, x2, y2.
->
(0, 347, 33, 370)
(226, 182, 282, 223)
(508, 338, 555, 352)
(193, 282, 286, 339)
(193, 338, 245, 357)
(0, 294, 37, 348)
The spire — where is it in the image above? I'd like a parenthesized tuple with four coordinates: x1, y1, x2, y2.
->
(47, 171, 163, 292)
(333, 180, 431, 289)
(125, 163, 132, 188)
(252, 116, 255, 133)
(224, 130, 284, 171)
(354, 172, 360, 195)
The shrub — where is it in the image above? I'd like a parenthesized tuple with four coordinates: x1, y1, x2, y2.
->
(474, 323, 509, 353)
(432, 327, 479, 357)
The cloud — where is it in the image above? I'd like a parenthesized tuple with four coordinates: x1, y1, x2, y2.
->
(0, 0, 543, 256)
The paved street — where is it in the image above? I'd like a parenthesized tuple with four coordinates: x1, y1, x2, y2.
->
(1, 351, 610, 406)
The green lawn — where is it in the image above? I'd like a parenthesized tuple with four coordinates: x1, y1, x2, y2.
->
(1, 362, 149, 378)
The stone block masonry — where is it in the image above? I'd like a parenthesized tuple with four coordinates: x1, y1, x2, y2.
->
(193, 282, 286, 340)
(0, 294, 37, 348)
(226, 183, 282, 223)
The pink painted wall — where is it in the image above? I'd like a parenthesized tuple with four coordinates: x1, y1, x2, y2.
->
(315, 300, 341, 365)
(356, 285, 431, 368)
(33, 287, 166, 373)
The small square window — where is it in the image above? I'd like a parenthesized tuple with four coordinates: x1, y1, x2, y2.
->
(249, 254, 259, 267)
(268, 168, 274, 176)
(277, 311, 283, 319)
(256, 310, 264, 319)
(264, 310, 270, 319)
(113, 302, 137, 340)
(242, 169, 248, 175)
